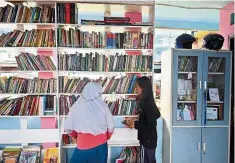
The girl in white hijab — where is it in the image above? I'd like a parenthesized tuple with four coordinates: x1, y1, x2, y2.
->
(64, 82, 115, 163)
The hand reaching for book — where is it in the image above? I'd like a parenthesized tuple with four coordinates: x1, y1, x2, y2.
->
(125, 117, 137, 129)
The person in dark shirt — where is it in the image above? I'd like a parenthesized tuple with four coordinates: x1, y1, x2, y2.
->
(126, 76, 161, 163)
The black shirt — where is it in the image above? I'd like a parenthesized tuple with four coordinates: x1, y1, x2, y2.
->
(134, 101, 161, 149)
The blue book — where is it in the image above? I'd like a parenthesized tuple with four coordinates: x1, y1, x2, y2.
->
(127, 75, 137, 94)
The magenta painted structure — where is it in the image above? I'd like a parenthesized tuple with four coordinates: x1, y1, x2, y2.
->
(220, 2, 234, 50)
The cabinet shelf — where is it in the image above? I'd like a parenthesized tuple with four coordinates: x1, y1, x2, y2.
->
(207, 101, 224, 104)
(177, 101, 196, 103)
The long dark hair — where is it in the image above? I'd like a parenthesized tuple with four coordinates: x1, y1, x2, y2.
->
(136, 76, 156, 109)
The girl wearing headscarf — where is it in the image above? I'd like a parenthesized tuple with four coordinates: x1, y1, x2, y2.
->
(63, 82, 115, 163)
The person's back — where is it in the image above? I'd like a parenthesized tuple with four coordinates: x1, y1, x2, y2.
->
(63, 82, 114, 163)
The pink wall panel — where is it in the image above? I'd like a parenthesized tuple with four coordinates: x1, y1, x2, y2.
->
(220, 2, 234, 49)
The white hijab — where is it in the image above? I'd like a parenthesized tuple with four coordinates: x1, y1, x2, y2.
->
(64, 82, 115, 135)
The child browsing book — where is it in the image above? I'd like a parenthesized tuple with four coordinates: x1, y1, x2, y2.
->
(63, 82, 114, 163)
(126, 76, 161, 163)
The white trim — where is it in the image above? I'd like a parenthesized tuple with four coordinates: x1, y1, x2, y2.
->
(0, 129, 59, 144)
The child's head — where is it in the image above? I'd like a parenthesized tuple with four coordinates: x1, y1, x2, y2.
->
(136, 76, 153, 97)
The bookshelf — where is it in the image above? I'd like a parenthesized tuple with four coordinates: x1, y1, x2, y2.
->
(0, 1, 161, 163)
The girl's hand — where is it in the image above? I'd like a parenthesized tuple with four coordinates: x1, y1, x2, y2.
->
(125, 118, 135, 128)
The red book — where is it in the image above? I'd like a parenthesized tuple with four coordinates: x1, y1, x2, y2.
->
(65, 3, 71, 24)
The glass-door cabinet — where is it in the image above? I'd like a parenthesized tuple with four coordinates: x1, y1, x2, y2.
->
(172, 49, 231, 126)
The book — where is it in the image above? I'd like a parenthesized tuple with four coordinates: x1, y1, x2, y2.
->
(58, 52, 152, 72)
(19, 146, 41, 163)
(43, 148, 59, 163)
(59, 95, 80, 115)
(207, 106, 219, 120)
(57, 27, 153, 49)
(117, 147, 140, 163)
(0, 95, 56, 116)
(208, 88, 220, 101)
(0, 77, 57, 94)
(0, 29, 55, 47)
(62, 134, 77, 145)
(107, 99, 137, 115)
(15, 53, 56, 70)
(1, 146, 21, 163)
(0, 4, 55, 23)
(57, 3, 78, 24)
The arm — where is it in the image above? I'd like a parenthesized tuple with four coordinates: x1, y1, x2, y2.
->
(105, 106, 115, 139)
(144, 105, 161, 126)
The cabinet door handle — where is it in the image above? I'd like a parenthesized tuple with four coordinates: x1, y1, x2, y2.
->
(203, 143, 206, 154)
(204, 81, 207, 90)
(197, 142, 201, 151)
(199, 81, 202, 89)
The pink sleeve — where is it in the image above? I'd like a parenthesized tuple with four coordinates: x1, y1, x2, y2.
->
(107, 132, 113, 139)
(70, 130, 77, 138)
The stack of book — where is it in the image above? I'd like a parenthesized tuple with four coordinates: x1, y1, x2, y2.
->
(58, 52, 152, 72)
(0, 29, 55, 47)
(0, 77, 57, 94)
(59, 75, 137, 94)
(0, 95, 56, 116)
(15, 53, 56, 70)
(62, 134, 76, 145)
(0, 146, 41, 163)
(59, 95, 80, 115)
(178, 56, 197, 72)
(116, 147, 140, 163)
(104, 17, 131, 25)
(0, 4, 55, 23)
(56, 3, 78, 24)
(57, 27, 153, 49)
(107, 99, 137, 115)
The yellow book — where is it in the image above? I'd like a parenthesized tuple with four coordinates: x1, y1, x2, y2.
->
(43, 148, 59, 163)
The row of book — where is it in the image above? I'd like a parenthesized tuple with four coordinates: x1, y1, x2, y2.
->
(0, 77, 57, 94)
(57, 27, 153, 49)
(208, 57, 224, 72)
(59, 94, 137, 115)
(62, 134, 76, 145)
(59, 95, 79, 115)
(178, 56, 197, 72)
(56, 3, 78, 24)
(117, 147, 140, 163)
(0, 29, 55, 47)
(1, 146, 59, 163)
(58, 52, 152, 72)
(0, 4, 55, 23)
(59, 75, 137, 94)
(1, 146, 41, 163)
(0, 95, 56, 116)
(107, 99, 137, 115)
(15, 53, 56, 70)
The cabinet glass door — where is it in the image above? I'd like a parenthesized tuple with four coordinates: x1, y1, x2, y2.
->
(202, 51, 231, 126)
(172, 50, 203, 126)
